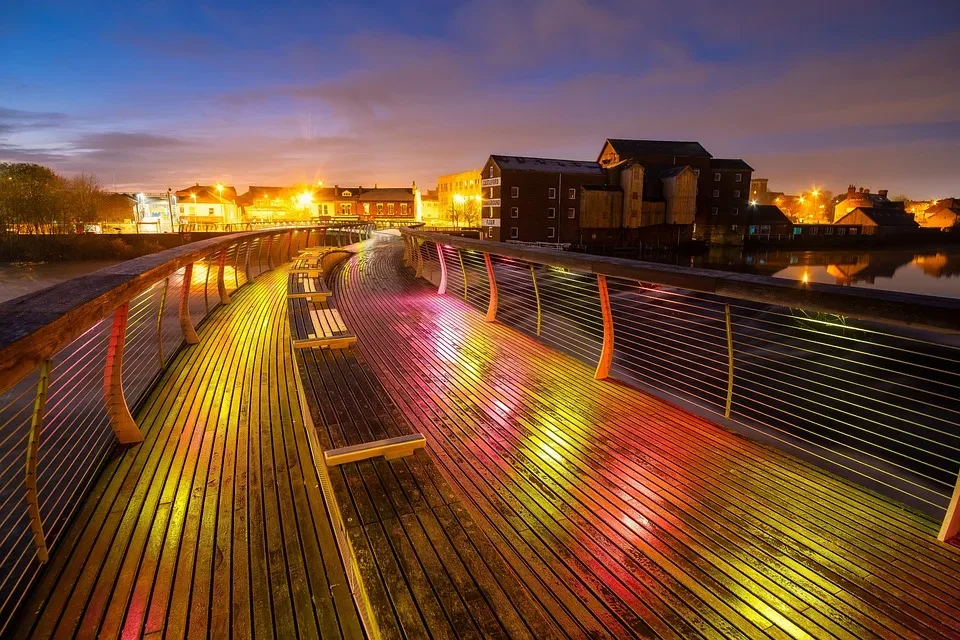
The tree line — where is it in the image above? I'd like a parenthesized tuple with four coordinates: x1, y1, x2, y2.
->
(0, 162, 133, 233)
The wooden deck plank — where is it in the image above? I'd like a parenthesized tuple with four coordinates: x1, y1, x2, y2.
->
(319, 238, 960, 640)
(13, 265, 363, 640)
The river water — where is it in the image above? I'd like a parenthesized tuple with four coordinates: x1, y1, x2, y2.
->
(650, 247, 960, 300)
(0, 260, 121, 304)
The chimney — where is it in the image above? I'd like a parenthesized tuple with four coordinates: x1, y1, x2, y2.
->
(858, 187, 863, 194)
(878, 189, 888, 198)
(334, 184, 339, 190)
(848, 185, 856, 197)
(863, 188, 870, 195)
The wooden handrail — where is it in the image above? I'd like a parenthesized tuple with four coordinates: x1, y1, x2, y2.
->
(0, 225, 353, 395)
(402, 228, 960, 335)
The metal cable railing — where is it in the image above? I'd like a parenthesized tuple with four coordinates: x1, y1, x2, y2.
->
(0, 223, 369, 634)
(402, 229, 960, 542)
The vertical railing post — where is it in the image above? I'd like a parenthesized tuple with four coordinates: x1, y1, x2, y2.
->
(203, 254, 210, 314)
(321, 228, 327, 247)
(179, 263, 200, 345)
(483, 252, 498, 323)
(594, 274, 613, 380)
(217, 247, 231, 305)
(105, 302, 144, 444)
(233, 242, 241, 289)
(458, 249, 468, 302)
(402, 234, 411, 266)
(266, 235, 275, 271)
(436, 243, 448, 295)
(26, 359, 51, 563)
(414, 239, 424, 278)
(530, 263, 542, 336)
(286, 230, 294, 261)
(244, 239, 254, 283)
(724, 303, 735, 419)
(156, 278, 168, 367)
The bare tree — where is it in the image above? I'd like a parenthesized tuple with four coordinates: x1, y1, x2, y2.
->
(62, 173, 104, 229)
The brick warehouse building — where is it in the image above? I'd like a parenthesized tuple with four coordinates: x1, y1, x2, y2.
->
(597, 139, 752, 243)
(479, 153, 699, 247)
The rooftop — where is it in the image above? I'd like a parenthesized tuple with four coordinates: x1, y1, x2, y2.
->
(602, 139, 712, 160)
(489, 154, 605, 175)
(710, 158, 754, 171)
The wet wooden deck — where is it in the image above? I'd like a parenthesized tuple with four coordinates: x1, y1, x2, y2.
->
(316, 238, 960, 639)
(13, 266, 362, 639)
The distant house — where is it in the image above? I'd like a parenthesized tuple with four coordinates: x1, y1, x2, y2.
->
(237, 186, 314, 222)
(834, 206, 919, 236)
(745, 204, 793, 240)
(314, 184, 420, 222)
(175, 184, 240, 226)
(833, 185, 903, 222)
(420, 189, 441, 225)
(920, 198, 960, 230)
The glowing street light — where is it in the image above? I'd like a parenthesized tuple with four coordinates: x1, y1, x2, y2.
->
(296, 190, 313, 208)
(750, 200, 758, 206)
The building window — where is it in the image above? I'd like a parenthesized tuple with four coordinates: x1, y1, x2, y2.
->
(510, 227, 518, 239)
(489, 166, 494, 177)
(732, 208, 738, 216)
(401, 203, 408, 215)
(736, 173, 742, 182)
(837, 227, 846, 235)
(363, 203, 370, 214)
(548, 187, 556, 199)
(731, 225, 738, 231)
(377, 203, 384, 215)
(179, 206, 184, 214)
(567, 208, 575, 219)
(568, 188, 576, 200)
(511, 186, 519, 198)
(693, 169, 700, 178)
(714, 172, 721, 182)
(511, 207, 519, 218)
(850, 228, 858, 235)
(712, 190, 719, 197)
(547, 208, 556, 218)
(825, 227, 834, 235)
(793, 227, 802, 235)
(733, 190, 740, 198)
(711, 207, 718, 215)
(387, 203, 395, 214)
(208, 207, 215, 215)
(547, 227, 556, 239)
(809, 227, 818, 235)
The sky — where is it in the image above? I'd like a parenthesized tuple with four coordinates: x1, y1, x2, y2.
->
(1, 0, 959, 198)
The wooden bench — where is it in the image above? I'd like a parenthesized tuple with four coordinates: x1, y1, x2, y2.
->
(292, 304, 356, 350)
(287, 272, 332, 302)
(323, 434, 426, 466)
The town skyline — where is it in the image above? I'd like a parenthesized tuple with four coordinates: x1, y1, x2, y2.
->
(2, 0, 959, 197)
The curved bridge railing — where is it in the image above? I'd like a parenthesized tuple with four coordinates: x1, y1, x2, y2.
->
(0, 222, 371, 634)
(400, 228, 960, 543)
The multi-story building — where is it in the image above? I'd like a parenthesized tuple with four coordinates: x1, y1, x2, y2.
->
(833, 186, 903, 222)
(419, 189, 441, 225)
(707, 158, 753, 243)
(479, 156, 607, 244)
(174, 184, 240, 226)
(314, 184, 420, 223)
(597, 139, 751, 242)
(478, 154, 698, 246)
(437, 169, 482, 222)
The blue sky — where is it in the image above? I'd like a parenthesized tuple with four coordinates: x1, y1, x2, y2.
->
(1, 0, 959, 197)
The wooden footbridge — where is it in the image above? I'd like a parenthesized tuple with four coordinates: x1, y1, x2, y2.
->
(1, 225, 959, 639)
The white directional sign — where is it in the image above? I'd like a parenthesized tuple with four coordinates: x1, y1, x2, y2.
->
(481, 177, 501, 187)
(481, 218, 501, 227)
(482, 199, 501, 208)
